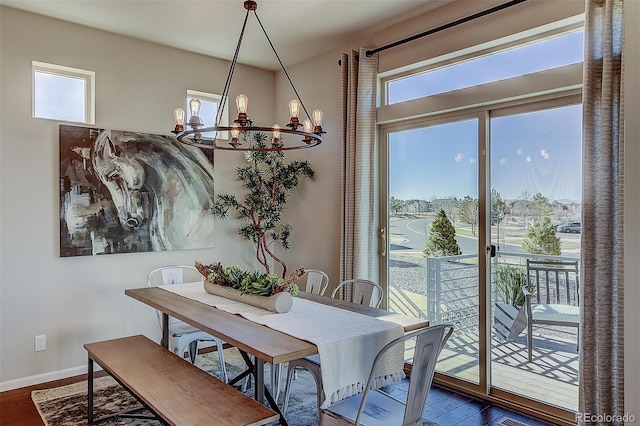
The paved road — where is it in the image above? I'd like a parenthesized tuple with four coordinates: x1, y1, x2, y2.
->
(389, 216, 522, 255)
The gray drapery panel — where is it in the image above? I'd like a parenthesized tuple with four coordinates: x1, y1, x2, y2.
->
(579, 0, 625, 423)
(339, 48, 379, 301)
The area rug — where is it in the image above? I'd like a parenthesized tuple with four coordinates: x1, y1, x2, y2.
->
(32, 347, 318, 426)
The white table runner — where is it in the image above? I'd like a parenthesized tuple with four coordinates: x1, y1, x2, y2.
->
(158, 282, 405, 407)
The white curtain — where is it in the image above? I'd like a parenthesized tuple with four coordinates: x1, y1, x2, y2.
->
(579, 0, 625, 422)
(339, 48, 379, 296)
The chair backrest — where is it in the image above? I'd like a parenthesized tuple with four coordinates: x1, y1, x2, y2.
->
(147, 265, 204, 287)
(526, 259, 580, 306)
(303, 269, 329, 295)
(355, 324, 454, 426)
(330, 279, 383, 308)
(147, 266, 204, 327)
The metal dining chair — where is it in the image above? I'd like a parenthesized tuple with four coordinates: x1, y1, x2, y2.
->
(147, 265, 228, 382)
(320, 324, 454, 426)
(282, 277, 382, 419)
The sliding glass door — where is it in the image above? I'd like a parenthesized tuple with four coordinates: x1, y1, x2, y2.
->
(380, 99, 581, 424)
(381, 114, 483, 386)
(489, 103, 582, 413)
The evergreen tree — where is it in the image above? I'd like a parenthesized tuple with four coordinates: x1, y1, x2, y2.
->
(522, 216, 561, 255)
(425, 209, 462, 257)
(211, 132, 315, 277)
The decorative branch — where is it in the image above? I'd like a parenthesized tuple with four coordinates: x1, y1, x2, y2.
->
(211, 132, 314, 278)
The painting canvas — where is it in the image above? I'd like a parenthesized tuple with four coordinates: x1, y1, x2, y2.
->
(59, 125, 215, 257)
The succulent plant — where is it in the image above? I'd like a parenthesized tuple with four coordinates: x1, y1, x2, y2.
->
(195, 261, 301, 296)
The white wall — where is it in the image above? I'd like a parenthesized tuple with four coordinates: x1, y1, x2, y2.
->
(0, 6, 275, 388)
(274, 48, 343, 291)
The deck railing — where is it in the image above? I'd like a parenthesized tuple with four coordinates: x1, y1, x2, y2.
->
(390, 251, 580, 335)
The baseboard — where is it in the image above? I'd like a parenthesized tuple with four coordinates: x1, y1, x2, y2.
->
(0, 345, 223, 392)
(0, 363, 102, 392)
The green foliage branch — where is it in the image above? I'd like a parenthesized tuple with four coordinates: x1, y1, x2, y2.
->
(495, 264, 531, 307)
(211, 132, 315, 277)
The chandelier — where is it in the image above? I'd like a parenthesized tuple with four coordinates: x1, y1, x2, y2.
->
(172, 0, 324, 151)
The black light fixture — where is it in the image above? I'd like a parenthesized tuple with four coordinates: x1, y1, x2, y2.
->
(172, 0, 324, 151)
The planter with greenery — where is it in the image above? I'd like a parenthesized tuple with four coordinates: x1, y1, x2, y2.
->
(493, 264, 531, 341)
(195, 261, 302, 313)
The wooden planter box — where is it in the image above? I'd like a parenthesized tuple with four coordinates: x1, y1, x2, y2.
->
(203, 281, 293, 313)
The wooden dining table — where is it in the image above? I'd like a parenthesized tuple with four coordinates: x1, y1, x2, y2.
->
(125, 286, 429, 425)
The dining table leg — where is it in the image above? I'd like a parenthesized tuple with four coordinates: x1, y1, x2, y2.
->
(161, 313, 169, 349)
(255, 358, 265, 403)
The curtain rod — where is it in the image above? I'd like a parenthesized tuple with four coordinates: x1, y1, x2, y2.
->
(364, 0, 527, 58)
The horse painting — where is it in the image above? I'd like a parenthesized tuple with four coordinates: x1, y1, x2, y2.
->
(59, 125, 215, 256)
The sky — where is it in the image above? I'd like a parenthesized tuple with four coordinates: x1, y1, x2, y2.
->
(388, 30, 584, 203)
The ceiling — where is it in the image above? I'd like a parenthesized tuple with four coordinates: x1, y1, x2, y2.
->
(0, 0, 453, 71)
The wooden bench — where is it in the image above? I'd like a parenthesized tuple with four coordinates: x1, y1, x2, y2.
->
(84, 335, 279, 426)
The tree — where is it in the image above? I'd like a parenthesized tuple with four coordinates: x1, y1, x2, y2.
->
(211, 132, 315, 277)
(389, 197, 405, 215)
(522, 216, 561, 255)
(425, 209, 462, 257)
(491, 189, 506, 225)
(459, 195, 479, 236)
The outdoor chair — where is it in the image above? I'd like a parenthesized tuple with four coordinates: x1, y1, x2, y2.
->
(147, 266, 228, 382)
(319, 323, 454, 426)
(523, 259, 580, 362)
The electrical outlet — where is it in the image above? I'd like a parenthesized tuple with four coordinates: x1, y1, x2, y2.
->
(35, 334, 46, 352)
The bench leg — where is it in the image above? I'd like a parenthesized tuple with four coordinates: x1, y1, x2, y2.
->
(87, 355, 94, 425)
(238, 350, 288, 426)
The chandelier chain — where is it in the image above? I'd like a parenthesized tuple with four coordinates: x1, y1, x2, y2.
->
(215, 7, 252, 136)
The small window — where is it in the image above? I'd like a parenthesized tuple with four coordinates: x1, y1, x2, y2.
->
(386, 29, 584, 105)
(32, 61, 95, 124)
(187, 89, 228, 140)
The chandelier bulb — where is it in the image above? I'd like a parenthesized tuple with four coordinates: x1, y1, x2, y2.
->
(189, 98, 201, 117)
(303, 118, 313, 133)
(173, 108, 185, 133)
(272, 124, 281, 147)
(230, 124, 240, 148)
(188, 98, 203, 127)
(288, 99, 300, 118)
(312, 109, 323, 126)
(236, 94, 248, 114)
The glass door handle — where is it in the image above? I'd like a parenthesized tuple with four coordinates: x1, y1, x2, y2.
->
(379, 227, 387, 257)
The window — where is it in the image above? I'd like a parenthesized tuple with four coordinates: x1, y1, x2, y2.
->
(187, 89, 228, 139)
(32, 61, 95, 124)
(386, 29, 584, 105)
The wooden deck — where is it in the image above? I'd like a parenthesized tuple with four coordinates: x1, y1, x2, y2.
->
(436, 330, 579, 412)
(390, 288, 579, 413)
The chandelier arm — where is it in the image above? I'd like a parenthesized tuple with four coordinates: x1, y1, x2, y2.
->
(176, 126, 322, 151)
(253, 10, 313, 122)
(216, 8, 252, 130)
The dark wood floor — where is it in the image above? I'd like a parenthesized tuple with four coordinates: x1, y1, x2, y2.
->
(1, 373, 557, 426)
